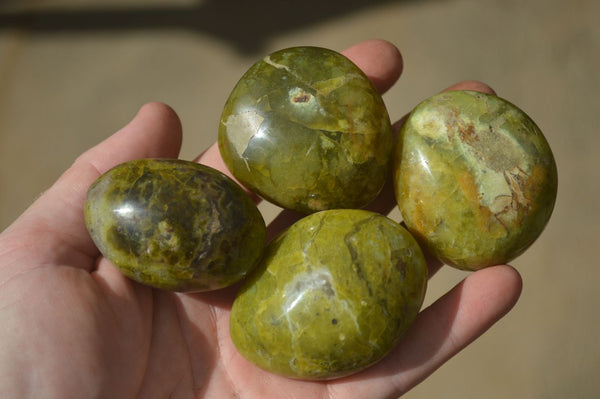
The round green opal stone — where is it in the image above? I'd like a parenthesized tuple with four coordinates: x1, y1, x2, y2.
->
(394, 90, 558, 270)
(229, 209, 427, 380)
(84, 159, 266, 292)
(218, 46, 393, 213)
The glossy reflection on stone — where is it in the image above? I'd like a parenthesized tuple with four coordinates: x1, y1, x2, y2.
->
(229, 209, 427, 380)
(394, 90, 558, 270)
(218, 46, 393, 213)
(84, 159, 266, 292)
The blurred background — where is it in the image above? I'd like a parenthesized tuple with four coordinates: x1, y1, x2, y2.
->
(0, 0, 598, 397)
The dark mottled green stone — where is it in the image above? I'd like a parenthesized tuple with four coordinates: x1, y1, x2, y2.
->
(394, 90, 558, 270)
(84, 159, 266, 292)
(230, 209, 427, 380)
(218, 46, 393, 213)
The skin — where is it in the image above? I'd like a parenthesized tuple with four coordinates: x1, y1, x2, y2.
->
(0, 40, 521, 399)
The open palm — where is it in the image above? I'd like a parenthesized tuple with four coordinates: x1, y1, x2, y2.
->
(0, 40, 521, 399)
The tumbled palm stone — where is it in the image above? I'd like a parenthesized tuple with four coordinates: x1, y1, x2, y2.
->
(394, 90, 558, 270)
(84, 159, 266, 292)
(218, 46, 393, 213)
(230, 209, 427, 380)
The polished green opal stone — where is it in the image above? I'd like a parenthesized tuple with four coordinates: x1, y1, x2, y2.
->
(394, 90, 558, 270)
(230, 209, 427, 380)
(84, 159, 266, 292)
(218, 46, 393, 213)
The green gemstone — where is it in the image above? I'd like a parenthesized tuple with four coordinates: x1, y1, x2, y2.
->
(218, 46, 393, 213)
(394, 90, 558, 270)
(84, 159, 266, 292)
(229, 209, 427, 380)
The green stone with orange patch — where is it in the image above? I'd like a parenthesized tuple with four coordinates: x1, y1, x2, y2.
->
(393, 90, 558, 270)
(218, 46, 393, 213)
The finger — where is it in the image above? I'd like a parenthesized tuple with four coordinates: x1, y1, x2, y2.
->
(341, 39, 403, 94)
(443, 80, 496, 95)
(1, 102, 183, 269)
(327, 265, 522, 399)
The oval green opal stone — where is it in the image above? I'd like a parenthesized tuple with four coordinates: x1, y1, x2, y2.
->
(218, 46, 393, 213)
(229, 209, 427, 380)
(394, 90, 558, 270)
(84, 159, 266, 292)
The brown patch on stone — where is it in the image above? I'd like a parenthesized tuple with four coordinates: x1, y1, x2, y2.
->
(292, 93, 312, 103)
(458, 123, 479, 144)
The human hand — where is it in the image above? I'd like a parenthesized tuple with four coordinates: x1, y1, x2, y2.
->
(0, 40, 522, 398)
